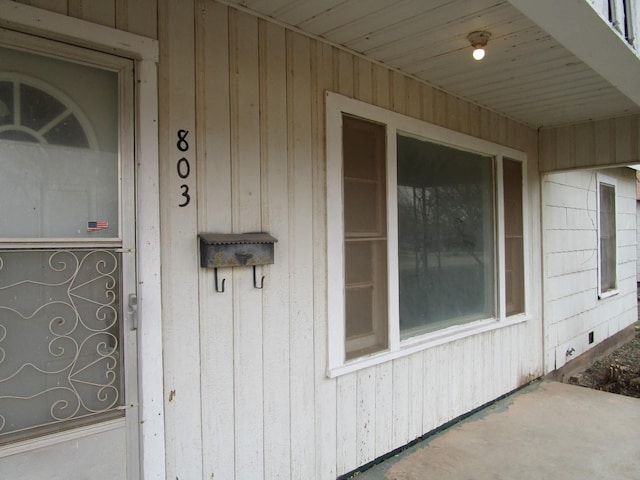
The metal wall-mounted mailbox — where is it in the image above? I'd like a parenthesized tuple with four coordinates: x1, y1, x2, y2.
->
(199, 233, 277, 269)
(199, 233, 278, 292)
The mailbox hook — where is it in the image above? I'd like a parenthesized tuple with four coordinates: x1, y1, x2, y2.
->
(214, 268, 226, 293)
(253, 266, 265, 289)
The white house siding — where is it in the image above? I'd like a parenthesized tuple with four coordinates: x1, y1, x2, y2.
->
(637, 200, 640, 281)
(636, 172, 640, 282)
(5, 1, 544, 479)
(9, 0, 158, 38)
(542, 168, 638, 374)
(637, 201, 640, 282)
(160, 3, 544, 479)
(539, 115, 640, 173)
(586, 0, 609, 18)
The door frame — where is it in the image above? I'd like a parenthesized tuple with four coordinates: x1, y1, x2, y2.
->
(0, 2, 164, 478)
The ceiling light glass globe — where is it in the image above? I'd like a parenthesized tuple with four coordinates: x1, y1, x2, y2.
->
(472, 48, 485, 60)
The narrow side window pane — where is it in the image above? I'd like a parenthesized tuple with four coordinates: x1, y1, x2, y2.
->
(342, 115, 388, 359)
(503, 158, 525, 316)
(599, 183, 617, 293)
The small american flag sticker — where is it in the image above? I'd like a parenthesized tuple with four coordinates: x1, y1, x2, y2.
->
(87, 221, 109, 232)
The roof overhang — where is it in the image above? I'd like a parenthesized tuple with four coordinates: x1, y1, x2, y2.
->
(509, 0, 640, 109)
(220, 0, 640, 129)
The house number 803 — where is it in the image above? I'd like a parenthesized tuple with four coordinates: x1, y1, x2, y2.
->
(176, 130, 191, 207)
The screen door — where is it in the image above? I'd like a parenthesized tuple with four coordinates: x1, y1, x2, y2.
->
(0, 32, 138, 479)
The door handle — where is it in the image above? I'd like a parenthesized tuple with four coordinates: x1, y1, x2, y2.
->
(128, 293, 138, 330)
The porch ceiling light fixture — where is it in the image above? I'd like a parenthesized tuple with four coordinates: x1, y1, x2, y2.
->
(467, 30, 491, 60)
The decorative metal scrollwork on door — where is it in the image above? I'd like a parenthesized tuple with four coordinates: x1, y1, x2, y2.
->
(0, 249, 122, 439)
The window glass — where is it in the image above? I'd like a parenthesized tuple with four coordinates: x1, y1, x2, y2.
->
(0, 81, 14, 126)
(0, 45, 118, 239)
(503, 159, 524, 316)
(397, 134, 495, 338)
(343, 115, 388, 359)
(20, 83, 67, 132)
(599, 182, 616, 293)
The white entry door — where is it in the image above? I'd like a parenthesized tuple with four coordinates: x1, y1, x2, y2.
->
(0, 32, 139, 479)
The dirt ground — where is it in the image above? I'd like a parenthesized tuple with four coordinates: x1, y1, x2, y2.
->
(568, 321, 640, 399)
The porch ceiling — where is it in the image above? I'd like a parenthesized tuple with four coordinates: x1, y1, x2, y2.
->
(221, 0, 640, 128)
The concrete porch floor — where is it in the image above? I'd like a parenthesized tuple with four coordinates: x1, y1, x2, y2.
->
(349, 380, 640, 480)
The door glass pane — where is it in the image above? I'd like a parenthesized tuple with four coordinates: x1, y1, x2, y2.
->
(0, 45, 119, 239)
(0, 249, 123, 442)
(397, 134, 495, 338)
(1, 143, 118, 238)
(0, 81, 14, 126)
(20, 83, 67, 133)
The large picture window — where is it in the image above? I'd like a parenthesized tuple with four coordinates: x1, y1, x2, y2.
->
(327, 92, 528, 375)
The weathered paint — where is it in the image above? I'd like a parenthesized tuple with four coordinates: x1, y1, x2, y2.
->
(2, 1, 544, 478)
(8, 1, 639, 479)
(0, 3, 163, 479)
(540, 115, 640, 173)
(158, 4, 542, 478)
(221, 0, 640, 127)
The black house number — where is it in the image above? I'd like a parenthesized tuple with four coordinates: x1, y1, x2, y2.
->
(176, 129, 191, 207)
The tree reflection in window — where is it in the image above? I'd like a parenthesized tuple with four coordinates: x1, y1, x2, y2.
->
(397, 134, 495, 337)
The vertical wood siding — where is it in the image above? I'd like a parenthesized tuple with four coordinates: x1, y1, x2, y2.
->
(13, 0, 158, 37)
(312, 39, 337, 480)
(196, 2, 235, 478)
(186, 7, 543, 477)
(183, 6, 540, 479)
(15, 1, 544, 478)
(540, 114, 640, 173)
(261, 18, 293, 480)
(158, 1, 203, 479)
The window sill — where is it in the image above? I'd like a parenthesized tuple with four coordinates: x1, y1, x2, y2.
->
(327, 314, 531, 378)
(598, 289, 619, 300)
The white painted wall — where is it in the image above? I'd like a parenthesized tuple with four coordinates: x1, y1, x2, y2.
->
(586, 0, 609, 18)
(637, 200, 640, 281)
(17, 1, 639, 479)
(156, 4, 544, 479)
(1, 1, 544, 478)
(542, 168, 638, 373)
(8, 0, 640, 477)
(636, 172, 640, 283)
(583, 0, 636, 46)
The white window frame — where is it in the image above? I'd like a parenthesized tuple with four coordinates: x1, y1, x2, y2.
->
(596, 173, 619, 299)
(326, 91, 530, 377)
